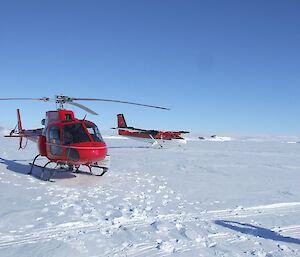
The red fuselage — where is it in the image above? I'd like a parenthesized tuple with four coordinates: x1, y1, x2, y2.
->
(34, 109, 107, 165)
(115, 114, 189, 143)
(119, 129, 185, 140)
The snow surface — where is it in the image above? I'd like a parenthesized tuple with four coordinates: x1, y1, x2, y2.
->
(192, 136, 233, 142)
(1, 133, 300, 256)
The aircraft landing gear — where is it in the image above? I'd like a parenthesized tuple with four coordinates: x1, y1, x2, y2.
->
(27, 155, 110, 181)
(28, 154, 41, 175)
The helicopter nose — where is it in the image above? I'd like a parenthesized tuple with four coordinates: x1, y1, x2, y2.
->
(79, 143, 107, 163)
(90, 149, 107, 161)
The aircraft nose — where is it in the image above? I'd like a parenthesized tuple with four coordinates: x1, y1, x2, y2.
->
(87, 146, 107, 162)
(69, 143, 107, 163)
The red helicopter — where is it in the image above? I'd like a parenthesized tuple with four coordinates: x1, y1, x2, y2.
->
(0, 95, 169, 180)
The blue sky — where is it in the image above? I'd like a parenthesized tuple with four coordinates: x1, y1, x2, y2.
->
(0, 0, 299, 134)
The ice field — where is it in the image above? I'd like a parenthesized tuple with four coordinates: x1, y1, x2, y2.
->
(0, 132, 300, 257)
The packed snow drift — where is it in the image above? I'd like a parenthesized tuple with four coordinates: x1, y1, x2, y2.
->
(0, 131, 300, 256)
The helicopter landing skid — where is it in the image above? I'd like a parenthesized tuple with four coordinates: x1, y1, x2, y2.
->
(28, 154, 54, 181)
(28, 154, 41, 175)
(74, 164, 108, 176)
(29, 161, 62, 181)
(28, 154, 108, 181)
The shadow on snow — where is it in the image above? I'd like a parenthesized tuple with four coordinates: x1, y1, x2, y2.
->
(215, 220, 300, 245)
(0, 157, 76, 180)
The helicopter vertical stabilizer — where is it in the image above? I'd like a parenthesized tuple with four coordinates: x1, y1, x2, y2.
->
(17, 109, 23, 132)
(16, 109, 24, 149)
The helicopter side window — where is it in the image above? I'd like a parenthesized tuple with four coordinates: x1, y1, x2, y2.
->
(85, 122, 104, 142)
(63, 123, 90, 144)
(49, 126, 62, 156)
(65, 114, 72, 121)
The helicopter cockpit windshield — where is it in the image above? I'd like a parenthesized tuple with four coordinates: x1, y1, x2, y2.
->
(63, 123, 90, 145)
(85, 122, 104, 142)
(63, 122, 104, 145)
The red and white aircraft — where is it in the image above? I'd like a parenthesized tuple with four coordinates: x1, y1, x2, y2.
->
(112, 114, 189, 147)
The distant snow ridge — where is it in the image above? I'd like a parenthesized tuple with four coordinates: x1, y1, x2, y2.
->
(206, 136, 232, 142)
(103, 135, 129, 140)
(186, 135, 233, 142)
(0, 127, 10, 136)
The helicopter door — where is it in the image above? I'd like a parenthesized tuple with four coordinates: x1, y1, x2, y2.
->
(48, 126, 62, 156)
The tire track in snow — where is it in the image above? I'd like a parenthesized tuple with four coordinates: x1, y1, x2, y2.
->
(101, 202, 300, 257)
(105, 233, 254, 256)
(107, 225, 300, 257)
(1, 202, 300, 250)
(111, 223, 300, 257)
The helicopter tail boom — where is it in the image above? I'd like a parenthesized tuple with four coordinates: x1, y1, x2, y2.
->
(5, 109, 43, 149)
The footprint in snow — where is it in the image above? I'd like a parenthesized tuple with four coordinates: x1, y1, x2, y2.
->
(156, 239, 176, 253)
(162, 199, 169, 206)
(41, 207, 49, 213)
(49, 201, 59, 206)
(57, 211, 65, 216)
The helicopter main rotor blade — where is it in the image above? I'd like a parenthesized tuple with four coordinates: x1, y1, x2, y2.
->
(68, 102, 99, 115)
(0, 95, 170, 111)
(72, 98, 170, 110)
(0, 97, 50, 101)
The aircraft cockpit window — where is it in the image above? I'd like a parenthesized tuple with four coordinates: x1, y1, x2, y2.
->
(49, 126, 62, 156)
(85, 122, 104, 142)
(63, 123, 90, 144)
(65, 114, 72, 120)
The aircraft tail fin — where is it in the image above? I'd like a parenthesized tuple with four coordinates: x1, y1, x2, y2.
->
(117, 114, 128, 128)
(7, 109, 24, 149)
(5, 109, 42, 149)
(17, 109, 23, 132)
(116, 114, 128, 136)
(17, 109, 24, 149)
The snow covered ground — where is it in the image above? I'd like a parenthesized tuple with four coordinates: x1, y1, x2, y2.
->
(0, 133, 300, 256)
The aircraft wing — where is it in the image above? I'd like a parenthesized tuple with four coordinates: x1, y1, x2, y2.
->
(111, 127, 147, 133)
(111, 127, 159, 134)
(112, 124, 189, 136)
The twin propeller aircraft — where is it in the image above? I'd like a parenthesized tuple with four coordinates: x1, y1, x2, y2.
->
(0, 95, 189, 181)
(113, 114, 189, 147)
